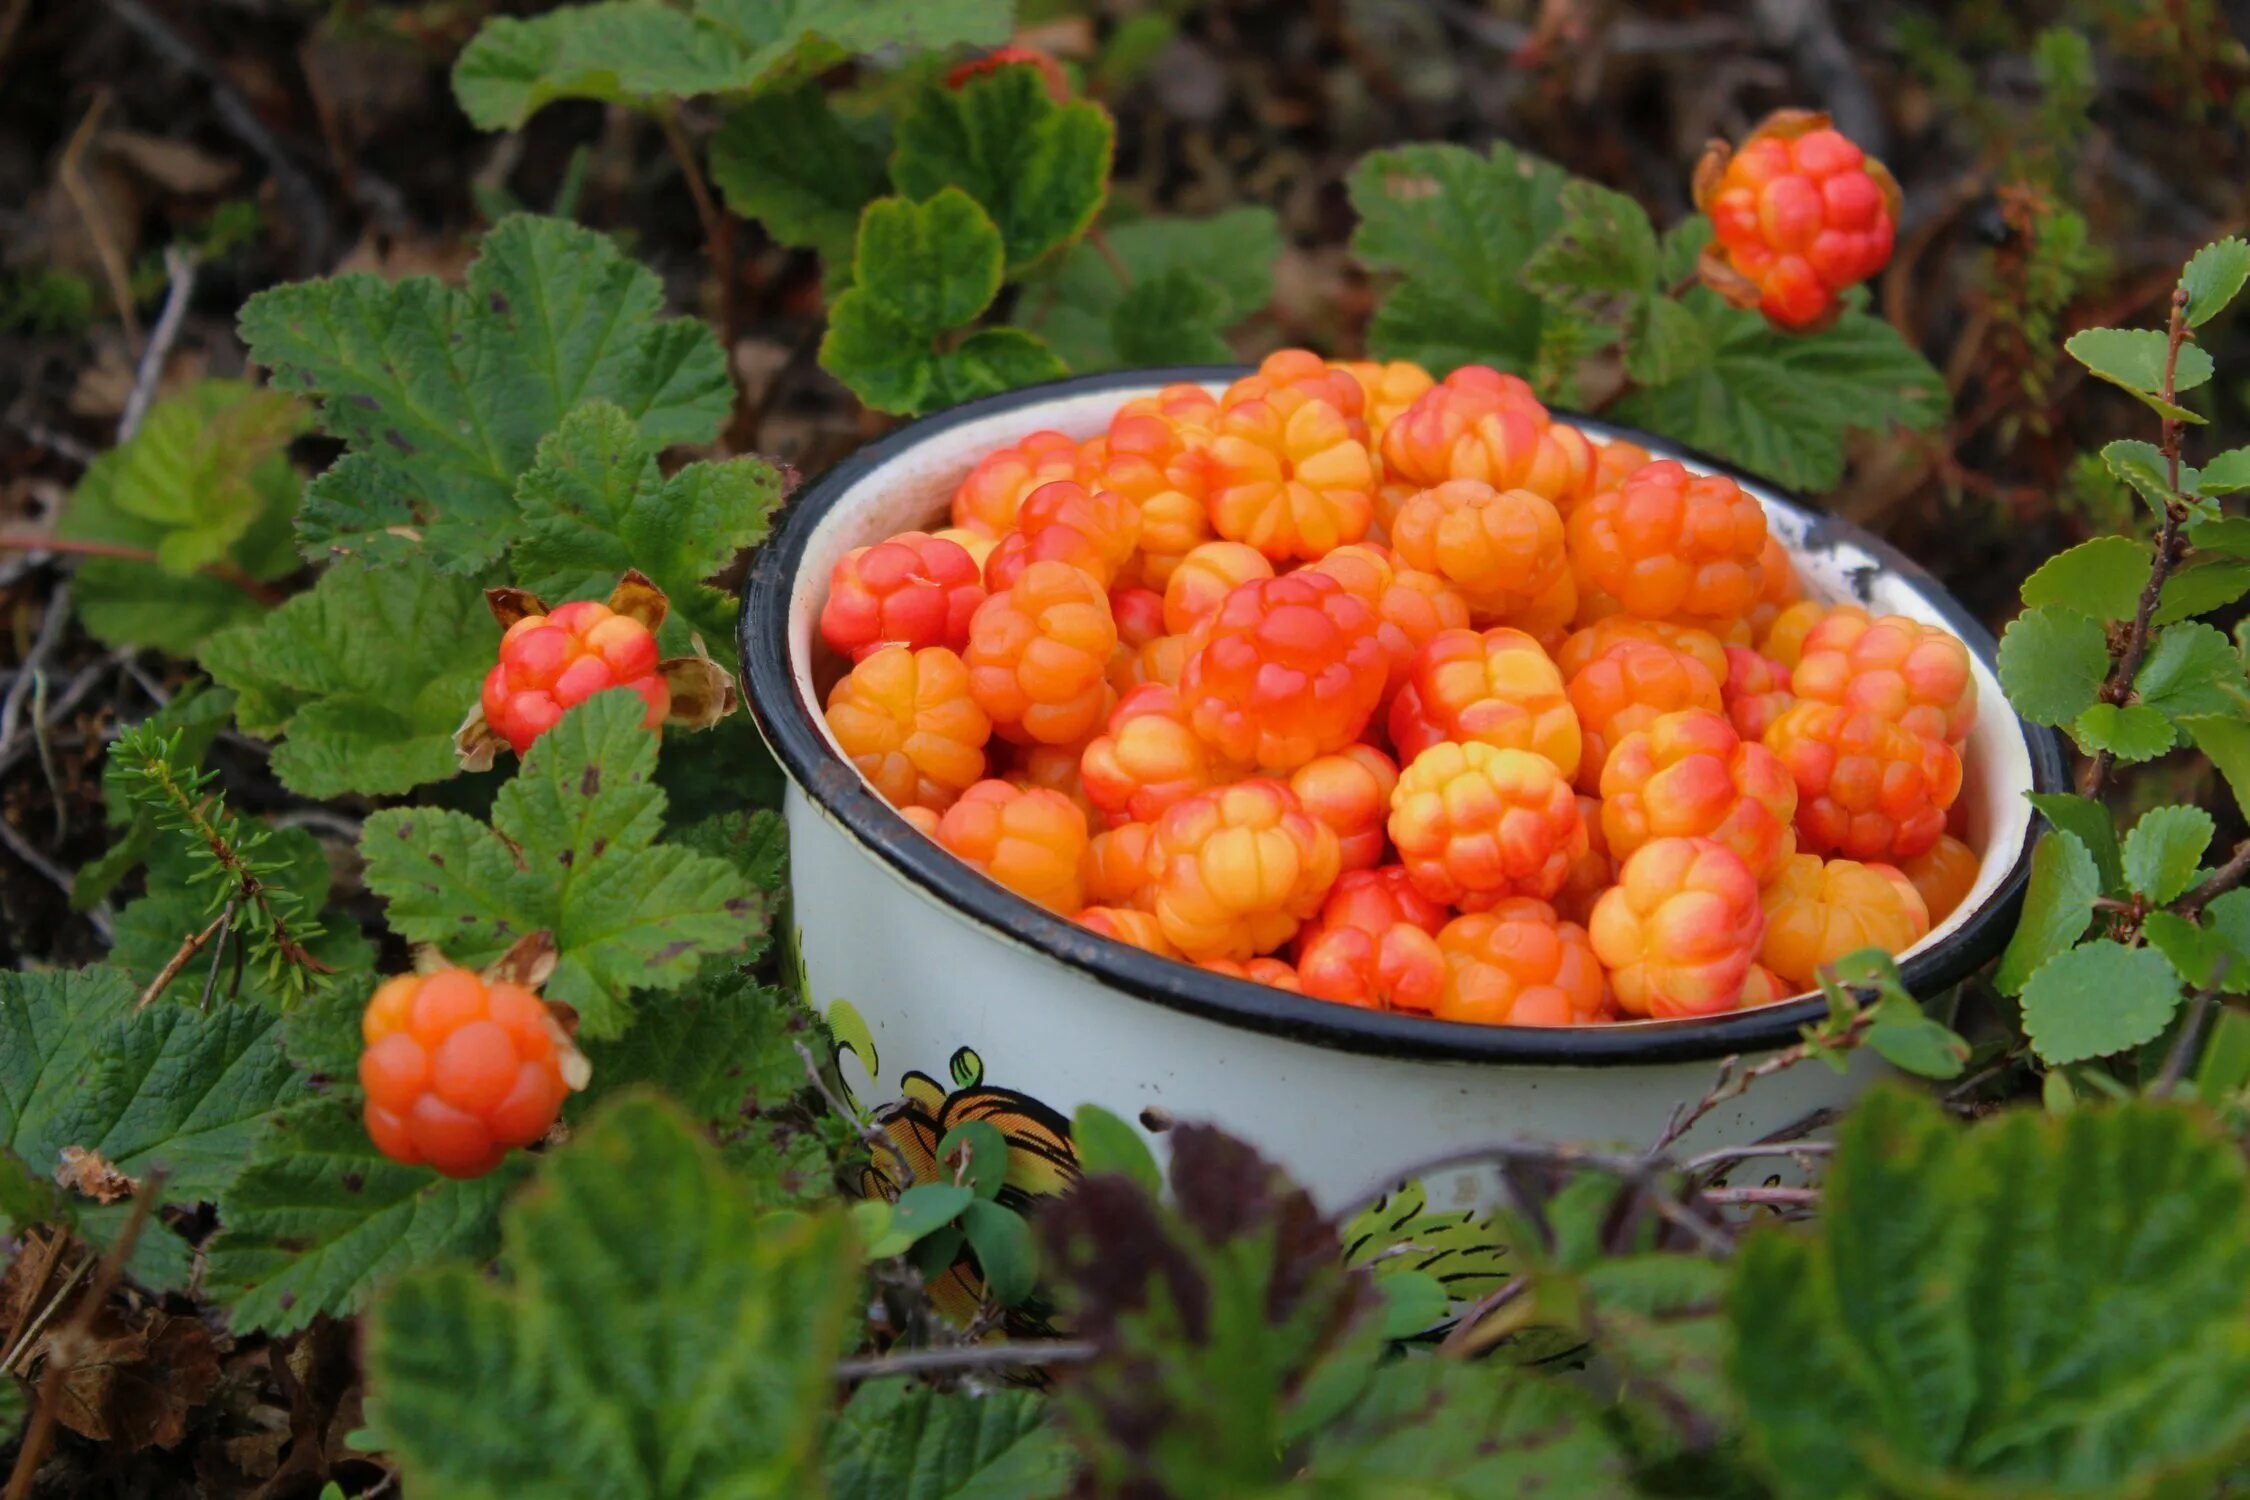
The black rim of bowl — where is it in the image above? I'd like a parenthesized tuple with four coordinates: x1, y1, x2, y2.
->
(742, 366, 2070, 1065)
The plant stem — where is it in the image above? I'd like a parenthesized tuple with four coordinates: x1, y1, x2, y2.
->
(136, 755, 330, 978)
(0, 533, 285, 604)
(2178, 838, 2250, 916)
(135, 907, 232, 1011)
(833, 1339, 1099, 1381)
(1088, 226, 1133, 288)
(654, 103, 747, 448)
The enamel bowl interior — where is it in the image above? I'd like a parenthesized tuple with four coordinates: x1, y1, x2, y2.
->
(755, 370, 2052, 1058)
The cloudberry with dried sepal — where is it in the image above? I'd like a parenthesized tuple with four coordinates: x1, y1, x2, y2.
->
(826, 645, 991, 812)
(1389, 742, 1587, 907)
(1331, 359, 1436, 443)
(1900, 834, 1978, 926)
(818, 531, 986, 663)
(985, 480, 1143, 592)
(966, 560, 1118, 748)
(1758, 853, 1930, 990)
(1566, 459, 1768, 630)
(1790, 612, 1977, 747)
(1092, 412, 1212, 589)
(1556, 616, 1727, 686)
(1149, 780, 1341, 961)
(1290, 745, 1399, 872)
(1179, 572, 1386, 771)
(1759, 600, 1860, 670)
(1380, 367, 1596, 510)
(1722, 646, 1795, 743)
(1083, 821, 1159, 909)
(1223, 349, 1371, 439)
(1163, 541, 1274, 636)
(1307, 544, 1475, 710)
(1694, 109, 1900, 331)
(1589, 837, 1765, 1019)
(1386, 626, 1581, 778)
(1566, 638, 1724, 792)
(1748, 535, 1804, 640)
(361, 969, 575, 1178)
(1206, 395, 1377, 562)
(1434, 900, 1610, 1026)
(1599, 709, 1797, 883)
(951, 428, 1084, 536)
(935, 780, 1090, 915)
(1196, 956, 1306, 992)
(1553, 795, 1613, 927)
(1082, 683, 1235, 828)
(1387, 480, 1569, 625)
(1076, 905, 1176, 957)
(1297, 866, 1449, 1013)
(483, 599, 669, 755)
(1763, 701, 1960, 862)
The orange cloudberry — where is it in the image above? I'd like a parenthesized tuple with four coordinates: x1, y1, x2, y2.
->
(1149, 780, 1341, 961)
(1290, 744, 1400, 872)
(1082, 682, 1236, 828)
(1205, 395, 1377, 562)
(1434, 900, 1610, 1026)
(1163, 540, 1275, 637)
(1386, 626, 1582, 778)
(1599, 709, 1797, 883)
(1389, 741, 1587, 907)
(1179, 572, 1387, 771)
(1566, 459, 1768, 630)
(1379, 366, 1597, 511)
(966, 560, 1118, 747)
(1566, 637, 1725, 792)
(360, 968, 575, 1178)
(934, 780, 1090, 915)
(1694, 110, 1900, 331)
(1900, 834, 1979, 927)
(1758, 852, 1930, 989)
(1387, 479, 1569, 625)
(1762, 701, 1961, 862)
(1790, 611, 1977, 747)
(818, 531, 986, 663)
(825, 645, 991, 812)
(1588, 837, 1765, 1019)
(950, 428, 1084, 536)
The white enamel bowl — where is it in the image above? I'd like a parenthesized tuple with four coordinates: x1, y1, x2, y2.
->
(743, 369, 2066, 1209)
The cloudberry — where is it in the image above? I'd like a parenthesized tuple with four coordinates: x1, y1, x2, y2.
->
(1594, 437, 1653, 495)
(1900, 834, 1978, 926)
(1007, 742, 1101, 827)
(966, 561, 1118, 747)
(1434, 900, 1610, 1026)
(1290, 744, 1400, 871)
(1149, 780, 1341, 961)
(1083, 821, 1159, 909)
(1179, 572, 1386, 771)
(951, 428, 1084, 536)
(1588, 837, 1765, 1019)
(1763, 701, 1960, 861)
(1110, 585, 1166, 655)
(1387, 626, 1581, 778)
(825, 645, 991, 812)
(819, 531, 986, 663)
(1758, 853, 1930, 989)
(1389, 742, 1587, 906)
(935, 780, 1089, 915)
(1740, 964, 1792, 1009)
(1163, 541, 1274, 636)
(1082, 683, 1235, 827)
(1600, 709, 1797, 883)
(1566, 638, 1724, 792)
(1694, 109, 1900, 331)
(1076, 904, 1176, 958)
(1387, 480, 1569, 625)
(1224, 349, 1371, 440)
(1721, 646, 1795, 743)
(1206, 396, 1377, 562)
(1790, 612, 1977, 747)
(1553, 794, 1614, 927)
(1556, 616, 1727, 686)
(1297, 867, 1449, 1013)
(483, 599, 667, 755)
(1760, 600, 1860, 670)
(1113, 383, 1223, 449)
(1196, 956, 1306, 992)
(1331, 359, 1436, 443)
(361, 969, 574, 1178)
(1306, 544, 1474, 710)
(932, 526, 999, 575)
(1092, 412, 1212, 589)
(1566, 459, 1768, 629)
(1379, 367, 1596, 510)
(985, 481, 1143, 591)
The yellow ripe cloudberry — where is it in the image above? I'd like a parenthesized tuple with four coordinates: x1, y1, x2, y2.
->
(1589, 837, 1765, 1019)
(825, 645, 991, 812)
(1305, 544, 1473, 710)
(1599, 709, 1797, 883)
(1555, 616, 1727, 686)
(1760, 600, 1861, 670)
(1290, 744, 1399, 872)
(1295, 864, 1448, 1012)
(1758, 852, 1930, 990)
(818, 531, 986, 663)
(1331, 359, 1436, 444)
(484, 600, 667, 755)
(1387, 626, 1581, 779)
(1179, 572, 1386, 771)
(1434, 899, 1610, 1027)
(1900, 834, 1979, 926)
(951, 428, 1084, 536)
(1566, 459, 1768, 630)
(1093, 411, 1212, 590)
(1721, 645, 1795, 743)
(1083, 821, 1159, 909)
(1223, 349, 1371, 439)
(966, 560, 1118, 748)
(361, 969, 573, 1178)
(1790, 611, 1977, 747)
(1149, 780, 1341, 961)
(1114, 383, 1224, 449)
(1380, 367, 1597, 511)
(935, 779, 1090, 915)
(1387, 479, 1569, 626)
(1076, 904, 1176, 958)
(1206, 395, 1377, 562)
(1082, 682, 1236, 828)
(1389, 742, 1587, 907)
(1566, 637, 1724, 792)
(1163, 540, 1274, 636)
(1694, 110, 1901, 331)
(1763, 701, 1960, 862)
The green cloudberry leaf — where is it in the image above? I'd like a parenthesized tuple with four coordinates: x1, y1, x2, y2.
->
(198, 559, 498, 799)
(2026, 790, 2124, 894)
(1305, 1360, 1631, 1490)
(1104, 269, 1235, 366)
(1732, 1089, 2250, 1497)
(359, 692, 766, 1038)
(74, 683, 238, 909)
(2104, 438, 2186, 511)
(1520, 178, 1659, 305)
(1997, 604, 2110, 727)
(931, 326, 1069, 408)
(207, 1097, 525, 1335)
(822, 294, 935, 414)
(2156, 559, 2250, 624)
(2073, 702, 2175, 762)
(709, 82, 887, 263)
(2019, 535, 2152, 620)
(1996, 830, 2100, 995)
(825, 1383, 1072, 1500)
(2197, 447, 2250, 496)
(1031, 207, 1279, 371)
(820, 190, 1004, 414)
(2067, 326, 2216, 398)
(1623, 293, 1711, 387)
(2123, 805, 2216, 903)
(241, 215, 729, 571)
(2182, 236, 2250, 327)
(364, 1094, 860, 1500)
(2020, 939, 2184, 1064)
(1609, 292, 1948, 493)
(2137, 621, 2246, 721)
(509, 401, 785, 653)
(2184, 715, 2250, 814)
(60, 382, 303, 654)
(891, 67, 1114, 277)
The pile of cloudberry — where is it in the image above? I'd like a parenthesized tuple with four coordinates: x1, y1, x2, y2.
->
(815, 350, 1984, 1027)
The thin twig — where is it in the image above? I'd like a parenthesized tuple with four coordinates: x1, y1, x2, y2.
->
(0, 534, 285, 604)
(135, 907, 232, 1011)
(0, 1254, 90, 1382)
(2178, 839, 2250, 918)
(1699, 1185, 1820, 1208)
(833, 1339, 1098, 1382)
(2153, 969, 2231, 1099)
(30, 666, 62, 842)
(118, 248, 197, 441)
(654, 104, 745, 446)
(0, 1233, 70, 1376)
(795, 1040, 919, 1192)
(0, 582, 73, 760)
(196, 901, 236, 1012)
(57, 88, 139, 349)
(1678, 1139, 1835, 1175)
(0, 814, 110, 939)
(1087, 226, 1134, 289)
